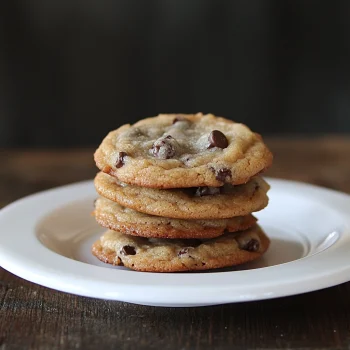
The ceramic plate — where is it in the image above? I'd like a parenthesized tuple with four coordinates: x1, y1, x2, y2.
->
(0, 178, 349, 307)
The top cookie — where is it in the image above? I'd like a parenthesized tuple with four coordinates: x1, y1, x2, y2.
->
(94, 113, 273, 188)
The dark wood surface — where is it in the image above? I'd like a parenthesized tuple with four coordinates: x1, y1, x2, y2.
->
(1, 136, 350, 350)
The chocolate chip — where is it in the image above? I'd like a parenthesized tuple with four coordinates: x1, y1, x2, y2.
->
(152, 135, 176, 159)
(215, 168, 232, 182)
(177, 240, 201, 256)
(93, 198, 97, 207)
(116, 257, 124, 266)
(208, 130, 228, 149)
(250, 184, 260, 199)
(121, 245, 136, 256)
(115, 152, 127, 168)
(178, 247, 190, 256)
(241, 239, 260, 252)
(195, 186, 221, 197)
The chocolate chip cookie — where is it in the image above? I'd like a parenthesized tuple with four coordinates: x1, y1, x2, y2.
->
(94, 197, 257, 239)
(94, 172, 270, 219)
(91, 224, 270, 272)
(94, 113, 273, 189)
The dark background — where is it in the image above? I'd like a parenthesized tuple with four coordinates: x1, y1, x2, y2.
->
(1, 0, 350, 148)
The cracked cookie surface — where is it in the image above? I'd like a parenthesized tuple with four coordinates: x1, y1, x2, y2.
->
(94, 113, 273, 188)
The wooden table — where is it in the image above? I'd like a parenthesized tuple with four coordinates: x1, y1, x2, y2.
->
(1, 136, 350, 350)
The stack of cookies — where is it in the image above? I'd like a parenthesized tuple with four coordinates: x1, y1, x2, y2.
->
(92, 113, 273, 272)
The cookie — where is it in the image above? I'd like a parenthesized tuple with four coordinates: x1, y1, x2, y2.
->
(94, 113, 273, 189)
(92, 224, 270, 272)
(94, 172, 270, 219)
(94, 197, 257, 239)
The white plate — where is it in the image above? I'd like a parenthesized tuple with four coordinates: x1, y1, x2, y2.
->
(0, 178, 349, 307)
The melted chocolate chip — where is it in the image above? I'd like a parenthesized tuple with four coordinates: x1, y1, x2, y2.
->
(215, 168, 232, 182)
(195, 186, 221, 197)
(115, 152, 127, 168)
(208, 130, 228, 149)
(116, 257, 124, 266)
(121, 245, 136, 256)
(241, 239, 260, 252)
(177, 240, 201, 256)
(178, 247, 190, 256)
(250, 184, 260, 199)
(152, 135, 176, 159)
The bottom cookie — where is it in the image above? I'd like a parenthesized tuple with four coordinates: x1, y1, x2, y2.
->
(92, 224, 270, 272)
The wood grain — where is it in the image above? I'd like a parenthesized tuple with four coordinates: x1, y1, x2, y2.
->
(0, 137, 350, 350)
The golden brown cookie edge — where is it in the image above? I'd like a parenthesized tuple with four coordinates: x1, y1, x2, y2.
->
(91, 226, 270, 273)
